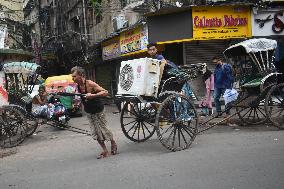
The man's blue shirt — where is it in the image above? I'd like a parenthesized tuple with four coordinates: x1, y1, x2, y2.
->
(154, 54, 178, 69)
(155, 54, 165, 61)
(214, 63, 233, 89)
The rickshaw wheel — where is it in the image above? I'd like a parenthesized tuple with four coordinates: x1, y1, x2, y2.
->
(120, 101, 156, 142)
(155, 94, 198, 151)
(25, 115, 39, 136)
(9, 105, 38, 137)
(236, 92, 267, 125)
(264, 83, 284, 129)
(0, 106, 27, 148)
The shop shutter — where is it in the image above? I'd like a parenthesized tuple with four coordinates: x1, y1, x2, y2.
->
(95, 64, 112, 96)
(184, 40, 229, 71)
(183, 40, 229, 98)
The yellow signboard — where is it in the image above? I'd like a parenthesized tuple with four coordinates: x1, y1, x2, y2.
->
(192, 6, 251, 40)
(120, 25, 148, 54)
(102, 36, 120, 60)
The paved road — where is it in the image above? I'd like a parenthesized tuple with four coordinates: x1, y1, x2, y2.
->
(1, 106, 284, 189)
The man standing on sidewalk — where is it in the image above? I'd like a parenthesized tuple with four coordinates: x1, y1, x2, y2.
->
(212, 56, 234, 117)
(71, 66, 118, 159)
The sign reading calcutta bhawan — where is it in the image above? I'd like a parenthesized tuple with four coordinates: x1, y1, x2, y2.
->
(192, 6, 251, 40)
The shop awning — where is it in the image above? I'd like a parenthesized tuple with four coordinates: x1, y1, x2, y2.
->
(0, 48, 34, 57)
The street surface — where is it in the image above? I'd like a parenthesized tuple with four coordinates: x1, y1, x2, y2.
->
(1, 105, 284, 189)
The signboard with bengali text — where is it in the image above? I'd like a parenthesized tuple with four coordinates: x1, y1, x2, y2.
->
(120, 25, 148, 54)
(102, 36, 121, 61)
(192, 6, 251, 40)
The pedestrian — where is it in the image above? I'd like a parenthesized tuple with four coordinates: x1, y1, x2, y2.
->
(71, 66, 118, 159)
(199, 67, 214, 116)
(212, 56, 234, 118)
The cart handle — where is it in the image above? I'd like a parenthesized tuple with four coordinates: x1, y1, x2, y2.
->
(49, 92, 111, 101)
(49, 92, 86, 97)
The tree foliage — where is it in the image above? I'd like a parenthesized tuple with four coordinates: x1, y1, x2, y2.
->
(90, 0, 102, 16)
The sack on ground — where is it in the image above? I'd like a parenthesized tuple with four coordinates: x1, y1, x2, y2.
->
(223, 88, 238, 105)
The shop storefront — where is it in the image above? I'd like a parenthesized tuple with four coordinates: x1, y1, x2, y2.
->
(147, 6, 251, 96)
(96, 24, 149, 97)
(251, 8, 284, 66)
(188, 6, 252, 96)
(187, 6, 252, 67)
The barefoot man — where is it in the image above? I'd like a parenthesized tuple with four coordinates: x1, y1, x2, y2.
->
(71, 66, 118, 159)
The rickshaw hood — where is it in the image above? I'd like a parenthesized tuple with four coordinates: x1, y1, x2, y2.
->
(3, 62, 40, 74)
(224, 38, 277, 57)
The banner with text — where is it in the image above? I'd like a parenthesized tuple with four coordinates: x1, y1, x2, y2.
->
(192, 6, 251, 40)
(102, 36, 121, 61)
(120, 25, 148, 54)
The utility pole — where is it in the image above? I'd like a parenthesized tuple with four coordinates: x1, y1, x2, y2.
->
(82, 0, 88, 62)
(53, 0, 57, 36)
(37, 0, 42, 65)
(82, 0, 87, 37)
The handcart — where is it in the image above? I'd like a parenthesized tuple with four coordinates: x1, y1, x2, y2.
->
(116, 58, 204, 151)
(116, 38, 284, 152)
(0, 62, 90, 148)
(199, 38, 284, 131)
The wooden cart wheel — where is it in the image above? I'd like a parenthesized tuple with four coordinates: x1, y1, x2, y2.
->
(264, 83, 284, 129)
(120, 101, 156, 142)
(155, 94, 198, 151)
(0, 106, 27, 148)
(236, 92, 267, 125)
(25, 114, 39, 136)
(9, 105, 38, 137)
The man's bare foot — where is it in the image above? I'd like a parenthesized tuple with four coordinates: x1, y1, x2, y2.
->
(97, 151, 109, 159)
(111, 143, 118, 155)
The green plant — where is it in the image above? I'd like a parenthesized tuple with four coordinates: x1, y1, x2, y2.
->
(90, 0, 102, 16)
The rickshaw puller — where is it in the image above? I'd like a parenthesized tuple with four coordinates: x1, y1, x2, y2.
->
(71, 66, 118, 159)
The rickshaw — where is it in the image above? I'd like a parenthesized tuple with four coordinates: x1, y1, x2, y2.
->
(45, 75, 82, 117)
(197, 38, 284, 132)
(0, 62, 40, 148)
(116, 38, 284, 152)
(0, 62, 89, 148)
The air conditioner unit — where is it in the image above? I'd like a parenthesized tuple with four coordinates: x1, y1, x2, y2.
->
(117, 58, 161, 97)
(112, 15, 128, 31)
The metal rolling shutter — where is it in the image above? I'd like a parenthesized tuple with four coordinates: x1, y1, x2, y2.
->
(184, 40, 229, 98)
(95, 64, 112, 96)
(184, 40, 229, 71)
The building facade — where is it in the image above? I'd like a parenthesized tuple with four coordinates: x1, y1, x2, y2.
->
(0, 0, 33, 62)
